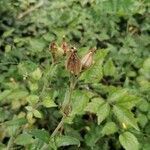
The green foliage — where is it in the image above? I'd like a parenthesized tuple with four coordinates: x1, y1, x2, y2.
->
(55, 135, 80, 147)
(0, 0, 149, 149)
(119, 132, 139, 150)
(101, 122, 118, 136)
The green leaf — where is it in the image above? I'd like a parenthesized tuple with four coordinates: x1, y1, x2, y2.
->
(31, 67, 42, 80)
(97, 102, 110, 124)
(80, 49, 108, 83)
(139, 57, 150, 79)
(85, 98, 110, 124)
(15, 133, 34, 145)
(137, 113, 148, 128)
(85, 125, 102, 147)
(70, 90, 90, 116)
(119, 132, 139, 150)
(101, 122, 118, 135)
(4, 118, 27, 126)
(18, 61, 37, 76)
(0, 90, 12, 101)
(56, 135, 80, 147)
(29, 38, 46, 52)
(33, 109, 43, 118)
(85, 97, 104, 113)
(28, 82, 39, 92)
(113, 105, 139, 130)
(108, 89, 128, 103)
(7, 90, 28, 100)
(103, 58, 117, 77)
(2, 28, 15, 38)
(29, 129, 50, 143)
(138, 100, 149, 112)
(108, 89, 140, 109)
(42, 97, 57, 108)
(27, 95, 39, 105)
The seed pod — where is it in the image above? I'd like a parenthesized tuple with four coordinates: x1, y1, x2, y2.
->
(66, 47, 81, 75)
(81, 47, 96, 69)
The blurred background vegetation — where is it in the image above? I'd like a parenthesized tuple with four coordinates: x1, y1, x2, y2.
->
(0, 0, 150, 150)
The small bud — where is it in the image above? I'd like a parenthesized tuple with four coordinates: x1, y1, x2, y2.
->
(49, 41, 57, 52)
(49, 41, 57, 61)
(81, 48, 96, 69)
(66, 47, 81, 75)
(61, 38, 69, 55)
(49, 41, 64, 62)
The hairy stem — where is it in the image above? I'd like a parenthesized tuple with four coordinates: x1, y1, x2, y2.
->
(51, 116, 65, 138)
(17, 1, 44, 19)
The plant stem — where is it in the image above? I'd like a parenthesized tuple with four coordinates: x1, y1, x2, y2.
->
(17, 1, 44, 19)
(51, 74, 77, 137)
(51, 116, 65, 137)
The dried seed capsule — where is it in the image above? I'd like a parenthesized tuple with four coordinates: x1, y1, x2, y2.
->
(66, 47, 81, 75)
(81, 48, 96, 69)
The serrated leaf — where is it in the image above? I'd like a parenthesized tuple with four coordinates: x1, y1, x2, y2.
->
(85, 125, 102, 147)
(42, 97, 57, 108)
(29, 38, 46, 52)
(7, 90, 28, 100)
(85, 97, 105, 113)
(103, 58, 117, 77)
(101, 122, 118, 135)
(27, 95, 39, 105)
(15, 133, 34, 145)
(29, 129, 50, 143)
(108, 89, 140, 109)
(18, 61, 37, 76)
(31, 68, 42, 80)
(56, 135, 80, 147)
(97, 102, 110, 124)
(119, 132, 139, 150)
(137, 113, 148, 128)
(4, 118, 27, 126)
(113, 105, 139, 131)
(2, 28, 15, 38)
(33, 109, 42, 118)
(70, 90, 90, 116)
(138, 100, 149, 112)
(0, 90, 12, 101)
(108, 89, 128, 103)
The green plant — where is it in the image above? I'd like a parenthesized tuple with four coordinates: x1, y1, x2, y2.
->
(0, 0, 150, 150)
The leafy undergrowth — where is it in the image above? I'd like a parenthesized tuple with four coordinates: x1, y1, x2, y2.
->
(0, 0, 150, 150)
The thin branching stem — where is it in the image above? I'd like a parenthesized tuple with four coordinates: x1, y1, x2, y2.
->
(51, 74, 77, 137)
(17, 1, 44, 19)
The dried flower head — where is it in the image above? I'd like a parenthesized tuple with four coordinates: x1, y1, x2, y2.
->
(66, 47, 81, 75)
(81, 47, 96, 69)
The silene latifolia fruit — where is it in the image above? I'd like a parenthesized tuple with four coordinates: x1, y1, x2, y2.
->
(49, 40, 96, 75)
(81, 47, 96, 69)
(66, 47, 82, 75)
